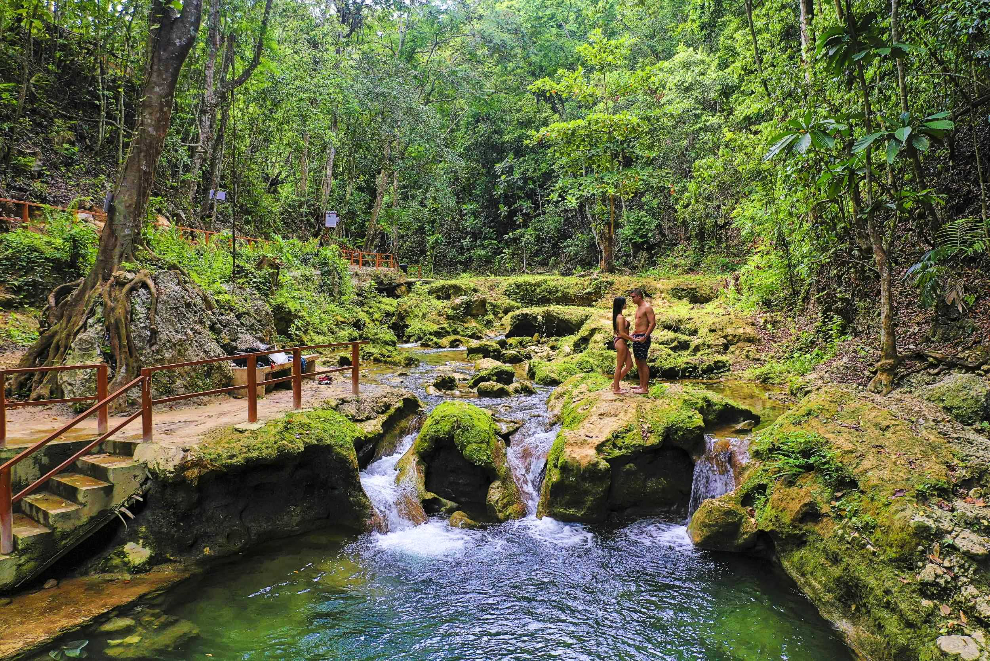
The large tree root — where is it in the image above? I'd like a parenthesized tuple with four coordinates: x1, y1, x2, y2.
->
(10, 269, 158, 401)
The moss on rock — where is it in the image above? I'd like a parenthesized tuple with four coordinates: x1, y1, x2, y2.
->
(688, 495, 758, 551)
(469, 364, 515, 387)
(920, 373, 990, 426)
(537, 375, 756, 522)
(712, 385, 990, 660)
(395, 401, 525, 521)
(477, 381, 511, 398)
(505, 306, 595, 338)
(499, 275, 613, 307)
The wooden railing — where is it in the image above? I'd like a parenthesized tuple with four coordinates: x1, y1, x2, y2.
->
(174, 225, 266, 247)
(0, 198, 106, 225)
(0, 341, 367, 554)
(341, 248, 396, 269)
(0, 364, 109, 448)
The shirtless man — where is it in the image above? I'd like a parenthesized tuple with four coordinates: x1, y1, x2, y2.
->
(628, 288, 656, 395)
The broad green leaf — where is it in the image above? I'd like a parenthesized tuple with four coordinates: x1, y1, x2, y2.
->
(886, 138, 901, 164)
(852, 132, 884, 153)
(764, 133, 799, 161)
(894, 126, 912, 142)
(923, 119, 954, 130)
(796, 132, 812, 154)
(911, 135, 930, 152)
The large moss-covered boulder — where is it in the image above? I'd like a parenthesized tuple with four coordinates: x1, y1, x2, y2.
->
(468, 364, 514, 387)
(920, 373, 990, 425)
(499, 275, 613, 307)
(714, 386, 990, 660)
(505, 306, 595, 338)
(395, 401, 525, 521)
(537, 375, 756, 522)
(476, 381, 511, 398)
(688, 495, 757, 551)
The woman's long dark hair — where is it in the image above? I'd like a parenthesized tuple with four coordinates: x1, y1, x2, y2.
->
(612, 297, 626, 334)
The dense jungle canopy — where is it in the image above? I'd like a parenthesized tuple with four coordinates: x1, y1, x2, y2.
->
(0, 0, 988, 390)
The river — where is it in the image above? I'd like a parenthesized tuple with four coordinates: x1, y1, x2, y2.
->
(38, 347, 852, 660)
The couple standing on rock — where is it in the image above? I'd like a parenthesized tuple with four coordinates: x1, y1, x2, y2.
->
(611, 288, 656, 394)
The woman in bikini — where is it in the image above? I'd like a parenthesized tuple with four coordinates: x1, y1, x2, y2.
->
(612, 296, 634, 393)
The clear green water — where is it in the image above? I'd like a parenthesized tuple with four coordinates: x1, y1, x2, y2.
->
(71, 519, 851, 660)
(49, 350, 852, 660)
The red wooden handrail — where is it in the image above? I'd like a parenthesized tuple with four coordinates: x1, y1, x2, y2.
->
(0, 375, 147, 554)
(0, 339, 370, 554)
(0, 198, 106, 225)
(1, 364, 108, 448)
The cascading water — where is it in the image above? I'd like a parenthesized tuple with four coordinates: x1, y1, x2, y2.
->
(360, 429, 419, 532)
(687, 434, 745, 517)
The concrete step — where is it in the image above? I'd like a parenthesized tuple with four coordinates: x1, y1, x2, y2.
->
(20, 492, 84, 532)
(75, 454, 146, 505)
(102, 438, 143, 457)
(50, 473, 114, 516)
(12, 513, 52, 552)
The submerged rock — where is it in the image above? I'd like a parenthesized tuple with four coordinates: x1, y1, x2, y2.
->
(432, 374, 458, 391)
(466, 340, 503, 360)
(537, 374, 757, 522)
(395, 401, 526, 522)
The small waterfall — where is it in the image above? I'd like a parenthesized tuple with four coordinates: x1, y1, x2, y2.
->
(507, 426, 558, 515)
(360, 430, 419, 532)
(687, 434, 738, 517)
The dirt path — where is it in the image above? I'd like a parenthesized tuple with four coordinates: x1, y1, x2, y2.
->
(3, 376, 366, 451)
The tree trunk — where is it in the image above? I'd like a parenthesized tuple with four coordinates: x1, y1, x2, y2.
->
(743, 0, 773, 100)
(298, 132, 310, 196)
(14, 0, 203, 397)
(2, 0, 38, 179)
(799, 0, 814, 82)
(600, 194, 615, 273)
(364, 141, 391, 250)
(189, 0, 272, 220)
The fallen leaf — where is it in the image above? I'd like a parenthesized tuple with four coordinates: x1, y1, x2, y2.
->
(899, 577, 910, 584)
(961, 610, 968, 623)
(940, 604, 952, 616)
(892, 489, 906, 498)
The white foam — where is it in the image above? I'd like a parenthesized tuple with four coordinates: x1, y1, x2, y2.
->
(620, 522, 695, 551)
(374, 520, 472, 557)
(516, 516, 594, 548)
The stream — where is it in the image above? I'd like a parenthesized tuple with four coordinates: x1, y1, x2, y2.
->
(39, 347, 852, 660)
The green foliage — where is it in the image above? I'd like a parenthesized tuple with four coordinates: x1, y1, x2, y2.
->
(0, 213, 97, 306)
(752, 429, 851, 489)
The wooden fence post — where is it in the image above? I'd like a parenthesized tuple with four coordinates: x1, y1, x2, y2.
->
(0, 468, 11, 554)
(141, 369, 153, 443)
(351, 343, 360, 396)
(96, 364, 109, 435)
(0, 372, 6, 449)
(247, 355, 258, 423)
(21, 202, 29, 223)
(359, 252, 363, 268)
(292, 349, 302, 410)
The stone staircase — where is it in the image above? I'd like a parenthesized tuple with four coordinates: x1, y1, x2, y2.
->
(0, 438, 146, 592)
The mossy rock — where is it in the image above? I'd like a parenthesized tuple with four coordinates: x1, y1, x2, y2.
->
(499, 275, 613, 307)
(425, 280, 478, 300)
(477, 381, 511, 398)
(438, 335, 470, 348)
(501, 349, 525, 364)
(466, 340, 503, 360)
(505, 306, 595, 338)
(920, 373, 990, 425)
(527, 349, 616, 386)
(726, 385, 990, 660)
(469, 365, 514, 387)
(537, 376, 756, 522)
(509, 381, 536, 396)
(449, 510, 485, 529)
(688, 495, 758, 551)
(395, 401, 525, 521)
(433, 374, 458, 391)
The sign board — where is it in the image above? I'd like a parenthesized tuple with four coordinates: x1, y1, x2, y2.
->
(209, 190, 227, 202)
(325, 211, 338, 228)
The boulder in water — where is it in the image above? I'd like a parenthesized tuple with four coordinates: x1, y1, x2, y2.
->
(466, 340, 503, 360)
(395, 401, 525, 521)
(537, 374, 757, 523)
(687, 495, 757, 551)
(509, 381, 536, 396)
(477, 381, 511, 398)
(469, 364, 514, 388)
(433, 374, 458, 391)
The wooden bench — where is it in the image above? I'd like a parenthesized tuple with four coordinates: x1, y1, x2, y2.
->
(231, 354, 319, 398)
